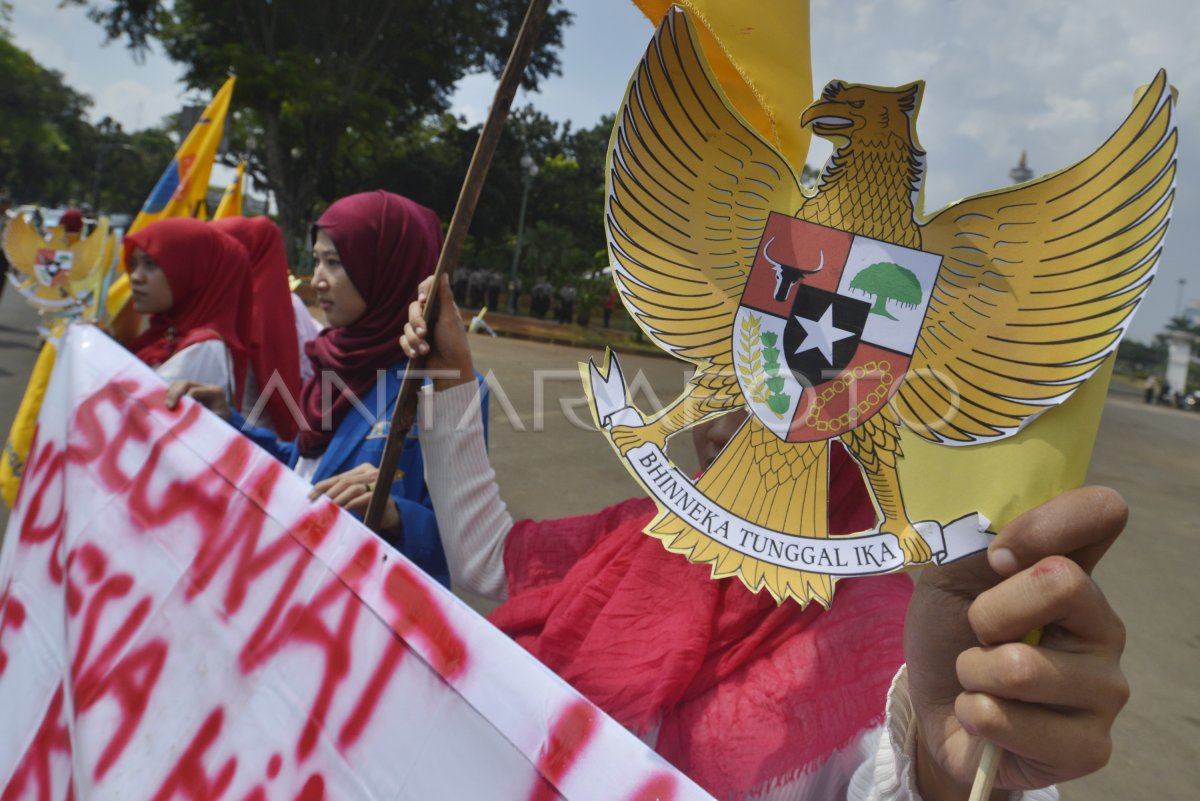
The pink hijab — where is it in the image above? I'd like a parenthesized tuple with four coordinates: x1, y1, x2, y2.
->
(298, 191, 443, 456)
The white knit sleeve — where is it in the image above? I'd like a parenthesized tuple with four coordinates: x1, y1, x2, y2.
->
(418, 381, 513, 601)
(848, 667, 1058, 801)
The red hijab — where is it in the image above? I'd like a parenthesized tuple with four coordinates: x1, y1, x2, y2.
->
(124, 218, 253, 405)
(211, 217, 303, 440)
(298, 191, 443, 456)
(490, 446, 912, 799)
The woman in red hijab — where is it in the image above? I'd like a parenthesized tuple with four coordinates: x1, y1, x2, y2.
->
(211, 216, 304, 440)
(125, 217, 252, 406)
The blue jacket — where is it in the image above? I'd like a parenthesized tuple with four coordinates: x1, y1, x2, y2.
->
(232, 363, 489, 587)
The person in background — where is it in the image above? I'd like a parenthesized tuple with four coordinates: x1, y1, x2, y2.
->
(124, 217, 252, 405)
(59, 208, 84, 244)
(291, 277, 324, 384)
(0, 194, 11, 302)
(509, 275, 522, 314)
(401, 272, 1131, 801)
(602, 288, 616, 328)
(212, 216, 304, 439)
(468, 268, 486, 308)
(452, 268, 469, 307)
(168, 191, 487, 587)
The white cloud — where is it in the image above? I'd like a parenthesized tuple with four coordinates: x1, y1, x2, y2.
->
(94, 79, 182, 131)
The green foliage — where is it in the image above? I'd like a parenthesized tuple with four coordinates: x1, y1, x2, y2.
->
(70, 0, 571, 261)
(0, 12, 176, 214)
(849, 261, 923, 320)
(0, 32, 93, 203)
(1115, 337, 1166, 375)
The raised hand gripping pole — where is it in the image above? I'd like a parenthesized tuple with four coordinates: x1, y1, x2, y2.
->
(363, 0, 552, 532)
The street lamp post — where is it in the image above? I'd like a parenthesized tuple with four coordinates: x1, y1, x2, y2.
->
(509, 151, 539, 313)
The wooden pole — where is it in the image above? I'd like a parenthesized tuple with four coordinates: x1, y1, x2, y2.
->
(967, 627, 1044, 801)
(363, 0, 553, 531)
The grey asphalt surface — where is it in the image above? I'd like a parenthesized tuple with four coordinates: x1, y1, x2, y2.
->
(1, 282, 1196, 797)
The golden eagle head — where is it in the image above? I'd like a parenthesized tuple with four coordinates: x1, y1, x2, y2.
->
(801, 80, 925, 152)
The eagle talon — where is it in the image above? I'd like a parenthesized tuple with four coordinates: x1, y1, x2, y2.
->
(893, 526, 933, 565)
(610, 422, 667, 455)
(878, 522, 931, 565)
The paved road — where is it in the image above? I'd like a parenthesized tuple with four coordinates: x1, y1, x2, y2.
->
(0, 292, 1196, 798)
(0, 285, 44, 535)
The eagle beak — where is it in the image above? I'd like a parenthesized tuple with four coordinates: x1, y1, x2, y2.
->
(801, 100, 853, 131)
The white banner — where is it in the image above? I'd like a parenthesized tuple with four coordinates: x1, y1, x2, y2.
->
(0, 325, 712, 801)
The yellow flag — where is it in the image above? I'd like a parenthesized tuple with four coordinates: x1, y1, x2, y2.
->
(213, 161, 245, 220)
(106, 74, 237, 321)
(1, 77, 236, 508)
(632, 0, 812, 169)
(0, 337, 57, 508)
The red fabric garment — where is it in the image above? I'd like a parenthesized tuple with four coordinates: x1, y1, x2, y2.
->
(299, 191, 443, 456)
(124, 218, 253, 406)
(211, 217, 303, 440)
(490, 444, 913, 800)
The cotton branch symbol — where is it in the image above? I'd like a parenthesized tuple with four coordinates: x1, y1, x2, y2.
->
(849, 261, 922, 320)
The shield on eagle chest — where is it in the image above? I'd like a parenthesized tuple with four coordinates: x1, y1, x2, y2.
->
(733, 213, 942, 443)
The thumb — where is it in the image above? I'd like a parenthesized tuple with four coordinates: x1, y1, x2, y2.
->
(987, 486, 1127, 578)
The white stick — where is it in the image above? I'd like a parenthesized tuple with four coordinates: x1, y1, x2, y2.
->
(968, 741, 1001, 801)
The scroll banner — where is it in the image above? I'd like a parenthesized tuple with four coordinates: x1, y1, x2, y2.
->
(588, 353, 995, 576)
(0, 325, 711, 801)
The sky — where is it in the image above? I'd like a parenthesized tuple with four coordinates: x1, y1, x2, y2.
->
(7, 0, 1198, 340)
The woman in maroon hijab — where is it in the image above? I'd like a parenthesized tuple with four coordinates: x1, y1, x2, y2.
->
(170, 191, 482, 587)
(125, 217, 252, 406)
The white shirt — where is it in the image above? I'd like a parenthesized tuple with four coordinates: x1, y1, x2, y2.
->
(155, 339, 234, 401)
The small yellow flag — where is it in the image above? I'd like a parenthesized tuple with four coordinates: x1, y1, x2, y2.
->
(213, 161, 246, 220)
(631, 0, 812, 169)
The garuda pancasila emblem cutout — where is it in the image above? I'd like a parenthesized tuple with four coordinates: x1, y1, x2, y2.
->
(585, 7, 1176, 606)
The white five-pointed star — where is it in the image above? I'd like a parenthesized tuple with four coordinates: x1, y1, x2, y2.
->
(794, 305, 855, 364)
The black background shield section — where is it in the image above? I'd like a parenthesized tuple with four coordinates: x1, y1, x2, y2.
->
(783, 286, 870, 386)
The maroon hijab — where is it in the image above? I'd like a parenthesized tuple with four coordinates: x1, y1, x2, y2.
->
(299, 191, 443, 456)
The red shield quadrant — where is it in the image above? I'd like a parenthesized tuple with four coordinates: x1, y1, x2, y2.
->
(733, 213, 942, 443)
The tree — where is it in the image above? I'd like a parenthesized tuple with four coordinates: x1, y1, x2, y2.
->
(849, 262, 923, 320)
(0, 20, 94, 204)
(74, 0, 571, 260)
(88, 118, 177, 214)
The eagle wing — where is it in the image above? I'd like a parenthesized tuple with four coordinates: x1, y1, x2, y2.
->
(898, 70, 1176, 444)
(606, 7, 805, 402)
(2, 214, 49, 279)
(68, 218, 111, 281)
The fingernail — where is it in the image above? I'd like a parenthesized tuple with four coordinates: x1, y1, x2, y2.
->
(988, 546, 1018, 576)
(416, 327, 424, 336)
